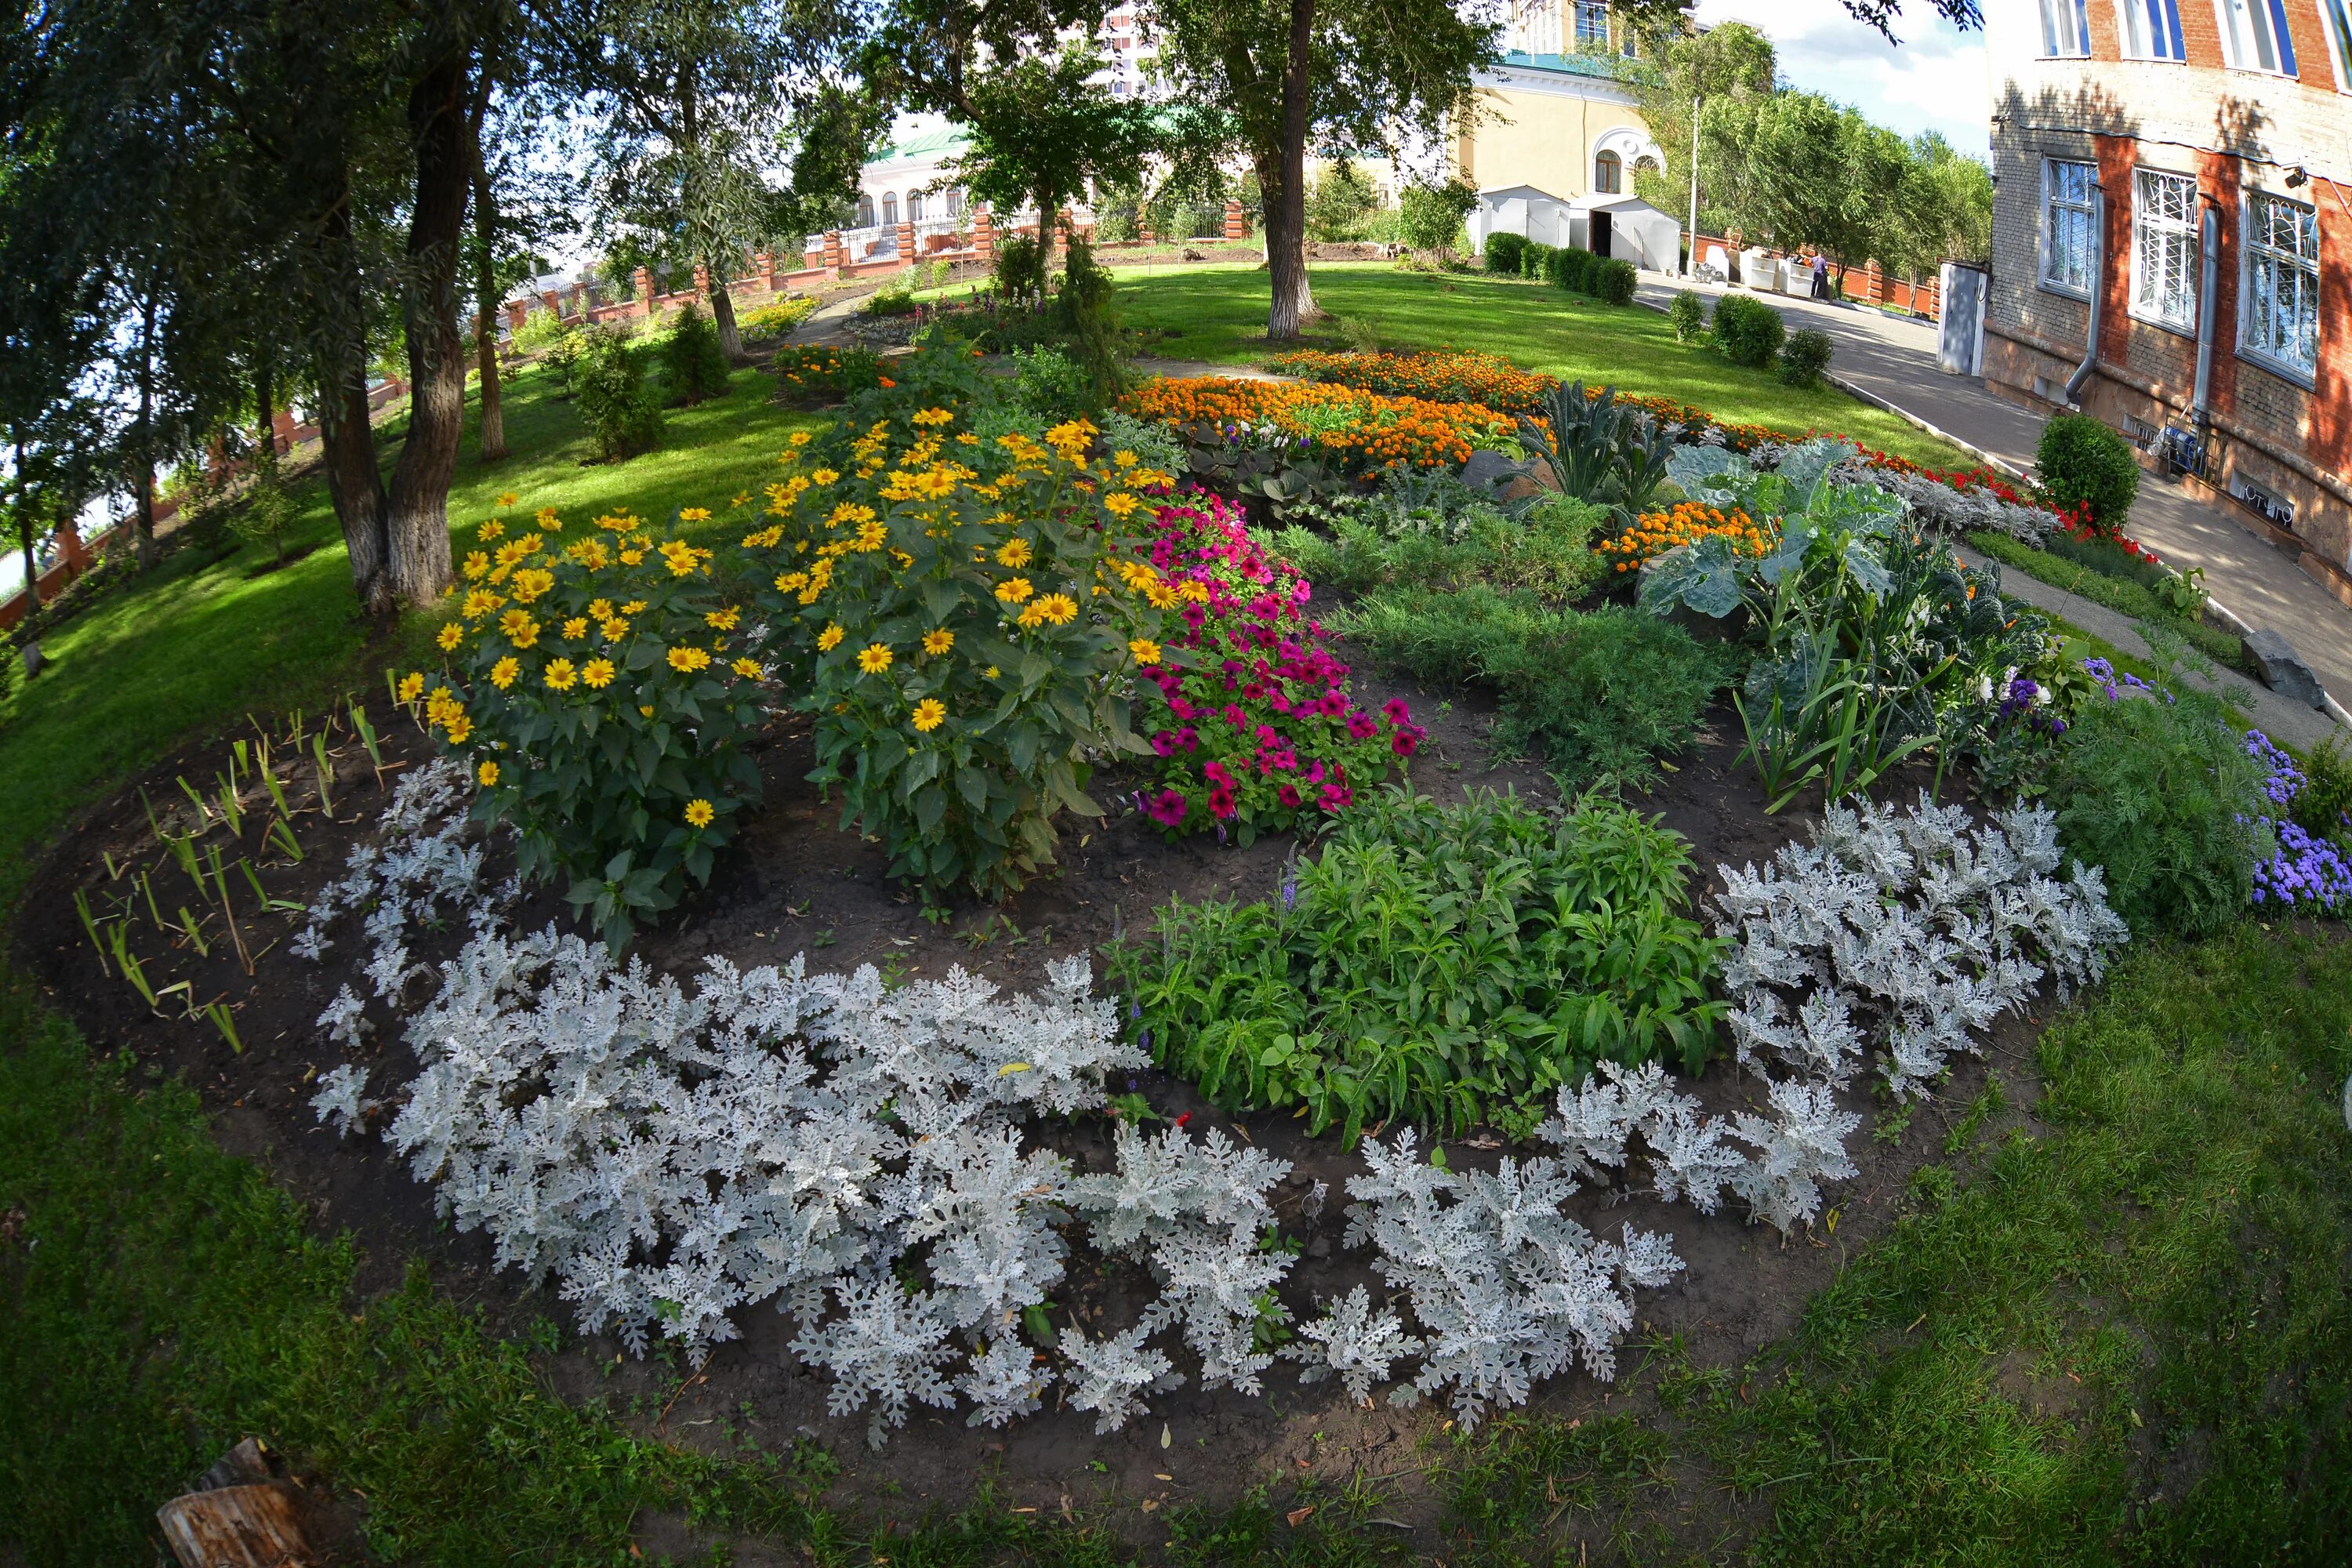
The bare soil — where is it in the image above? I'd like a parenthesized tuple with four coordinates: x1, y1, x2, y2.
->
(12, 636, 2050, 1557)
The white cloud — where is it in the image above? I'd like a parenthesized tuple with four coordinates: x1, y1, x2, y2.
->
(1693, 1, 1991, 155)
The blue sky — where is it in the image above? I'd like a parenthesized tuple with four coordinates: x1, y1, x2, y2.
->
(1695, 1, 1992, 155)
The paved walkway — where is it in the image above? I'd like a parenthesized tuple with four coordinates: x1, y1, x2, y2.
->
(1635, 274, 2352, 724)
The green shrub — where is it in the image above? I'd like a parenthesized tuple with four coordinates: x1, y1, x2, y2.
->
(659, 303, 731, 405)
(1667, 289, 1707, 343)
(574, 330, 664, 459)
(1052, 233, 1123, 405)
(992, 232, 1046, 303)
(1112, 789, 1726, 1142)
(1519, 241, 1553, 280)
(1964, 529, 2251, 674)
(1591, 257, 1636, 306)
(1559, 247, 1595, 293)
(1777, 327, 1833, 388)
(1007, 345, 1093, 418)
(2293, 733, 2352, 847)
(1711, 293, 1785, 369)
(768, 344, 884, 401)
(2036, 412, 2140, 532)
(1484, 231, 1530, 274)
(511, 307, 572, 355)
(228, 467, 297, 567)
(2043, 671, 2264, 938)
(424, 511, 763, 949)
(1396, 177, 1476, 252)
(863, 278, 920, 317)
(540, 327, 586, 396)
(1342, 588, 1726, 788)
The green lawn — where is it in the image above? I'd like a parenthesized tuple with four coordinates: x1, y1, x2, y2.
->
(1112, 262, 1979, 470)
(0, 361, 818, 905)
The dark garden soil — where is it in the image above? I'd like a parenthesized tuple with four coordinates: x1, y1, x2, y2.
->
(13, 644, 2050, 1560)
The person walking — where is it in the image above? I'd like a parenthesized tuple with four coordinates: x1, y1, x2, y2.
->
(1809, 251, 1831, 300)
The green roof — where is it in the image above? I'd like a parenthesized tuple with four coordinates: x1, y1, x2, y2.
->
(1495, 49, 1629, 82)
(872, 124, 973, 164)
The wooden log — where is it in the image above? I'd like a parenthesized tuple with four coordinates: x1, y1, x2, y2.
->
(156, 1483, 314, 1567)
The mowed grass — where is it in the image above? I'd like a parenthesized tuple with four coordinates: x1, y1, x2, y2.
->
(0, 360, 818, 904)
(1112, 262, 1978, 470)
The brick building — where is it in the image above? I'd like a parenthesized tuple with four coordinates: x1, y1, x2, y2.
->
(1982, 0, 2352, 588)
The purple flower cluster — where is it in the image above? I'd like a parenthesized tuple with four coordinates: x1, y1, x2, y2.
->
(2081, 656, 2160, 703)
(2243, 729, 2352, 913)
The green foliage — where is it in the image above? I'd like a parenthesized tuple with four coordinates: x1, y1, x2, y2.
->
(1483, 230, 1529, 273)
(1711, 292, 1786, 368)
(2293, 732, 2352, 846)
(863, 276, 921, 317)
(1272, 487, 1609, 607)
(1667, 288, 1708, 343)
(769, 343, 885, 401)
(1514, 379, 1672, 517)
(1778, 326, 1833, 388)
(1007, 345, 1094, 419)
(227, 467, 297, 566)
(1342, 590, 1728, 787)
(2044, 667, 2264, 938)
(573, 329, 665, 459)
(659, 303, 731, 405)
(2036, 412, 2140, 532)
(992, 232, 1047, 304)
(1305, 160, 1382, 241)
(1396, 177, 1477, 252)
(1964, 529, 2250, 674)
(1113, 789, 1726, 1142)
(1589, 256, 1636, 306)
(428, 514, 762, 949)
(1519, 240, 1554, 280)
(539, 325, 587, 397)
(1052, 233, 1124, 405)
(510, 307, 573, 355)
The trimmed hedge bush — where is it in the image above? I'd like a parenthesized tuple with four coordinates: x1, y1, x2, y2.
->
(1777, 327, 1834, 388)
(1485, 231, 1529, 274)
(1520, 241, 1554, 280)
(1592, 257, 1636, 306)
(1667, 289, 1707, 342)
(2037, 412, 2140, 532)
(1711, 293, 1786, 369)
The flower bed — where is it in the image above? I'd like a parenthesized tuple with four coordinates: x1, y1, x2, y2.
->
(1130, 492, 1419, 839)
(1116, 376, 1512, 473)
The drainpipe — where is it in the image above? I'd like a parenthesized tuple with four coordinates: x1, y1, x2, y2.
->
(2191, 198, 2220, 426)
(2063, 181, 2106, 405)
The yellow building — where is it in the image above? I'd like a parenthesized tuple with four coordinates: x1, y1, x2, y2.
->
(1454, 3, 1664, 204)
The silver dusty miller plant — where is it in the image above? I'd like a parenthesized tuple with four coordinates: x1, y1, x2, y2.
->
(1342, 1128, 1682, 1429)
(1550, 796, 2126, 1237)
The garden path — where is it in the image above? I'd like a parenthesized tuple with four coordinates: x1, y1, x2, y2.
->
(1638, 274, 2352, 722)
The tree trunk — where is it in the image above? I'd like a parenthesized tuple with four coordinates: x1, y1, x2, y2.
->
(470, 87, 506, 463)
(1263, 0, 1318, 342)
(252, 358, 277, 472)
(13, 433, 34, 622)
(318, 371, 394, 615)
(383, 48, 470, 609)
(710, 278, 746, 362)
(134, 289, 159, 570)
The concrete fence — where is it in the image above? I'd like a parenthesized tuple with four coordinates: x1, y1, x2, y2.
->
(1682, 230, 1945, 320)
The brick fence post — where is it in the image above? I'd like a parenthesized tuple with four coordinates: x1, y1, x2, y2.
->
(822, 230, 843, 272)
(1865, 259, 1883, 306)
(757, 249, 776, 291)
(895, 219, 916, 269)
(973, 205, 994, 263)
(505, 299, 529, 331)
(632, 267, 653, 316)
(1224, 198, 1245, 240)
(693, 261, 712, 299)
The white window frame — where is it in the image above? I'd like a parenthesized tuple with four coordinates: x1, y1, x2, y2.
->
(2130, 168, 2200, 331)
(2318, 0, 2352, 89)
(2239, 189, 2321, 383)
(2040, 0, 2092, 55)
(2042, 158, 2098, 299)
(2117, 0, 2188, 59)
(1573, 2, 1610, 49)
(2214, 0, 2300, 75)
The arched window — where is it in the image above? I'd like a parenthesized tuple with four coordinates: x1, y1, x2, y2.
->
(855, 193, 875, 227)
(908, 192, 925, 220)
(881, 192, 899, 226)
(1594, 151, 1621, 194)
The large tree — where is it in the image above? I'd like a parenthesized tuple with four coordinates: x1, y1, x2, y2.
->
(1624, 20, 1777, 241)
(944, 43, 1160, 250)
(550, 0, 875, 361)
(1140, 0, 1500, 340)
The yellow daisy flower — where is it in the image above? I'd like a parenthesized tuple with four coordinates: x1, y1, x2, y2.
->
(911, 698, 946, 733)
(397, 671, 426, 702)
(562, 617, 589, 641)
(922, 628, 955, 655)
(680, 506, 711, 522)
(436, 622, 463, 651)
(1129, 637, 1163, 664)
(684, 798, 716, 828)
(478, 760, 500, 786)
(582, 658, 615, 688)
(666, 645, 713, 673)
(857, 642, 894, 673)
(731, 656, 763, 678)
(489, 656, 521, 690)
(996, 539, 1033, 568)
(817, 623, 845, 652)
(995, 576, 1033, 604)
(543, 659, 579, 691)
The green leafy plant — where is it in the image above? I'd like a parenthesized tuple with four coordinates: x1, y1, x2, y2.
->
(735, 296, 817, 342)
(1396, 177, 1476, 252)
(228, 467, 298, 568)
(1777, 328, 1833, 388)
(1711, 293, 1786, 370)
(421, 506, 763, 948)
(1341, 589, 1726, 788)
(574, 329, 665, 459)
(1051, 233, 1124, 405)
(539, 325, 586, 397)
(992, 232, 1047, 304)
(769, 344, 884, 402)
(1514, 379, 1672, 517)
(2043, 653, 2263, 938)
(1006, 345, 1094, 419)
(659, 303, 731, 405)
(1111, 789, 1726, 1143)
(511, 307, 572, 356)
(1588, 257, 1636, 306)
(2035, 412, 2140, 534)
(1667, 289, 1707, 343)
(2292, 731, 2352, 848)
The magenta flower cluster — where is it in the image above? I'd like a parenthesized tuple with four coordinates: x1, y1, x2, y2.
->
(1130, 492, 1421, 840)
(2243, 729, 2352, 913)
